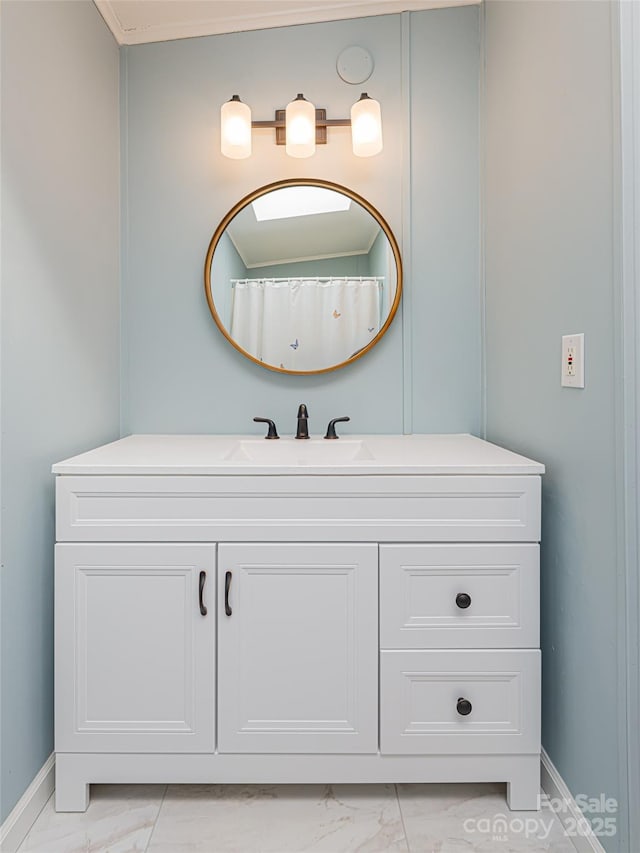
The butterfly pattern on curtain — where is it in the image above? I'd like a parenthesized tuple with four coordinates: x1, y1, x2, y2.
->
(230, 277, 383, 371)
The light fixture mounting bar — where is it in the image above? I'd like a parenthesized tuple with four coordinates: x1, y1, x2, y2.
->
(251, 108, 351, 145)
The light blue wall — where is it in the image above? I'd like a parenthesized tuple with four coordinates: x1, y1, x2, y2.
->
(211, 232, 248, 328)
(0, 0, 120, 821)
(121, 7, 480, 436)
(249, 254, 370, 280)
(409, 8, 481, 433)
(483, 2, 626, 849)
(367, 230, 388, 280)
(367, 229, 391, 318)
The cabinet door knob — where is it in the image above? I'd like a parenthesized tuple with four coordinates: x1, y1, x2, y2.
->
(198, 571, 208, 616)
(456, 592, 471, 609)
(457, 697, 472, 716)
(225, 571, 233, 616)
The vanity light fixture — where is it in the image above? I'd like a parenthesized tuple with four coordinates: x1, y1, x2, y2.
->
(351, 93, 383, 158)
(220, 95, 252, 160)
(285, 94, 316, 159)
(220, 93, 383, 160)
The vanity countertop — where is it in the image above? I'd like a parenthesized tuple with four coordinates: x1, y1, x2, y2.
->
(52, 433, 544, 476)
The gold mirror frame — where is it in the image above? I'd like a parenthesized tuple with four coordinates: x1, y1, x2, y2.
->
(204, 178, 403, 375)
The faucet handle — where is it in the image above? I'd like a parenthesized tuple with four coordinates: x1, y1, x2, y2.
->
(324, 416, 350, 439)
(253, 417, 279, 439)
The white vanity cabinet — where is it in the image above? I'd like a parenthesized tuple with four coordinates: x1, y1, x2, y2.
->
(52, 434, 543, 814)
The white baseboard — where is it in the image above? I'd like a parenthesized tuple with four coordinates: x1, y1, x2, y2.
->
(540, 749, 607, 853)
(0, 754, 55, 853)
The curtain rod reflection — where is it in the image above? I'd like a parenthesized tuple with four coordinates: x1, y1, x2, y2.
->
(230, 276, 385, 284)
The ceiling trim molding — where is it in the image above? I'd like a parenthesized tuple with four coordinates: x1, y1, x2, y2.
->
(94, 0, 129, 43)
(94, 0, 480, 46)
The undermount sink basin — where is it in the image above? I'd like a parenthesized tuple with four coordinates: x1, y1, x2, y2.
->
(225, 438, 375, 464)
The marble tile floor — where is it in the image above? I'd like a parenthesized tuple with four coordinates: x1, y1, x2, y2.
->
(17, 782, 580, 853)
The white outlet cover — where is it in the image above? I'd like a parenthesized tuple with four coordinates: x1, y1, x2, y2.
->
(561, 333, 585, 388)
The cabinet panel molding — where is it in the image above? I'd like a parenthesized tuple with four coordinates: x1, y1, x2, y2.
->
(56, 475, 541, 543)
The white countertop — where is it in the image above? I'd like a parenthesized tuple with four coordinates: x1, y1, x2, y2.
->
(52, 434, 545, 476)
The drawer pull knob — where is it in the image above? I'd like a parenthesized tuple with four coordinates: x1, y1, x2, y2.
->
(225, 571, 233, 616)
(198, 571, 207, 616)
(457, 697, 472, 716)
(456, 592, 471, 609)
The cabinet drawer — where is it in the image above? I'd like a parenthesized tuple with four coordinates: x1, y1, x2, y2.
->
(380, 650, 540, 755)
(380, 544, 539, 649)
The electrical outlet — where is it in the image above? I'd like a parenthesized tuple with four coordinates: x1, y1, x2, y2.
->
(561, 334, 584, 388)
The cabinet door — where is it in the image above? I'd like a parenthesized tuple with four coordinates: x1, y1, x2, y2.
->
(56, 544, 215, 753)
(217, 543, 378, 753)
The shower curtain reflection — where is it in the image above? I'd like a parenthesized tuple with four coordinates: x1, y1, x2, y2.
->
(230, 277, 383, 372)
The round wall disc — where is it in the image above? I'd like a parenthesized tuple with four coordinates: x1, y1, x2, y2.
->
(336, 46, 374, 85)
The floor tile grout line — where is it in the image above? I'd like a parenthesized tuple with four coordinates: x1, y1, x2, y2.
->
(394, 784, 411, 853)
(143, 784, 168, 853)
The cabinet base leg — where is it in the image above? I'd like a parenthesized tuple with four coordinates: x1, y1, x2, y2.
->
(55, 757, 89, 812)
(507, 758, 541, 811)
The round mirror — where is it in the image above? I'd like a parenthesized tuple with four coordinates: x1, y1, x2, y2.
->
(204, 179, 402, 375)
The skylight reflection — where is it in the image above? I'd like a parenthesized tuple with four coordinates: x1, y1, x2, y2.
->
(252, 187, 351, 221)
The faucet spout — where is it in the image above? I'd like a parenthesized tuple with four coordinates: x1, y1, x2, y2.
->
(295, 403, 309, 439)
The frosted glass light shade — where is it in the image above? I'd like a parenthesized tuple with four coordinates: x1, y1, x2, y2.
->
(221, 95, 252, 159)
(351, 93, 383, 157)
(285, 94, 316, 159)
